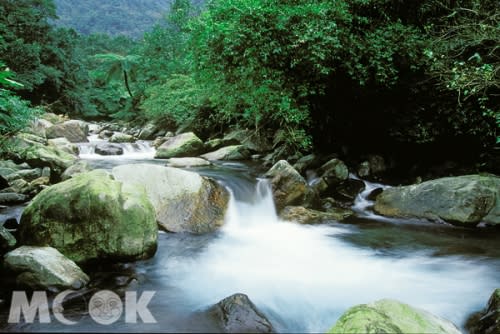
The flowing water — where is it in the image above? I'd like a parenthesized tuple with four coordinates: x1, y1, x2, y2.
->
(1, 137, 499, 332)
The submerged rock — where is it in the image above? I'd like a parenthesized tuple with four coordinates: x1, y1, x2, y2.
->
(280, 206, 353, 224)
(328, 299, 462, 334)
(95, 143, 124, 156)
(264, 160, 312, 211)
(4, 246, 89, 291)
(374, 175, 500, 226)
(201, 145, 251, 161)
(19, 170, 157, 263)
(467, 288, 500, 334)
(112, 164, 229, 234)
(209, 293, 275, 333)
(155, 132, 204, 159)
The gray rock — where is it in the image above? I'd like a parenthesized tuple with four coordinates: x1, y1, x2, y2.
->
(112, 164, 229, 234)
(166, 157, 211, 168)
(223, 129, 272, 153)
(293, 154, 320, 174)
(95, 143, 124, 156)
(4, 246, 89, 291)
(46, 120, 89, 143)
(209, 293, 274, 333)
(155, 132, 204, 159)
(317, 158, 349, 186)
(6, 135, 77, 176)
(201, 145, 251, 161)
(374, 175, 500, 226)
(47, 138, 79, 155)
(0, 225, 16, 251)
(264, 160, 311, 212)
(0, 193, 27, 205)
(138, 122, 159, 140)
(61, 161, 92, 181)
(4, 169, 42, 182)
(109, 132, 135, 143)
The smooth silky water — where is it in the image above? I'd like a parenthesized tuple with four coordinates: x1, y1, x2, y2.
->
(1, 138, 499, 332)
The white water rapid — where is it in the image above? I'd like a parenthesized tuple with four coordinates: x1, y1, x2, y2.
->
(159, 179, 499, 332)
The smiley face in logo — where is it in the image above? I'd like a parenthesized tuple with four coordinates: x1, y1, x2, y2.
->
(88, 290, 123, 325)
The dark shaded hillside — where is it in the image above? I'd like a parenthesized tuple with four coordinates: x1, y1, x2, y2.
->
(53, 0, 172, 38)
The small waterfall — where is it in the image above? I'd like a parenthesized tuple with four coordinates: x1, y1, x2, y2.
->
(77, 136, 156, 160)
(351, 174, 390, 218)
(164, 175, 498, 332)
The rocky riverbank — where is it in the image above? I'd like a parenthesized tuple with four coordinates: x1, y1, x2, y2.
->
(0, 114, 499, 332)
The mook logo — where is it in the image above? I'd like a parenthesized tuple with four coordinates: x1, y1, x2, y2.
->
(8, 290, 157, 325)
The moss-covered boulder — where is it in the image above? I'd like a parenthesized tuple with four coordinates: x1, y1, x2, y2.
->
(155, 132, 204, 158)
(112, 164, 229, 234)
(328, 299, 462, 334)
(201, 145, 251, 161)
(374, 175, 500, 226)
(19, 170, 157, 263)
(4, 246, 89, 291)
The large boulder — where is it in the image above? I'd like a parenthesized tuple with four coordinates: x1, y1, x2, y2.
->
(279, 206, 353, 224)
(4, 246, 89, 291)
(19, 170, 157, 263)
(467, 288, 500, 334)
(374, 175, 500, 226)
(328, 299, 462, 334)
(264, 160, 312, 212)
(209, 293, 275, 333)
(112, 164, 229, 234)
(46, 120, 89, 143)
(201, 145, 251, 161)
(155, 132, 204, 159)
(95, 143, 124, 156)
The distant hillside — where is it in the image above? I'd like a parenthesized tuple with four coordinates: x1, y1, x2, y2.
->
(53, 0, 173, 38)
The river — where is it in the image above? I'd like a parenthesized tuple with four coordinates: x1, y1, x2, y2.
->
(1, 137, 499, 332)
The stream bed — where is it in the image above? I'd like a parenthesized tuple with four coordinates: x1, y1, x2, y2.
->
(1, 139, 499, 333)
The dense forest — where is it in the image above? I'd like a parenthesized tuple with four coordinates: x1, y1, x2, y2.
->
(1, 0, 499, 174)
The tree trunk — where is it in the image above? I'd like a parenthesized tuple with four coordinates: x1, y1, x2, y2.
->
(123, 70, 133, 98)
